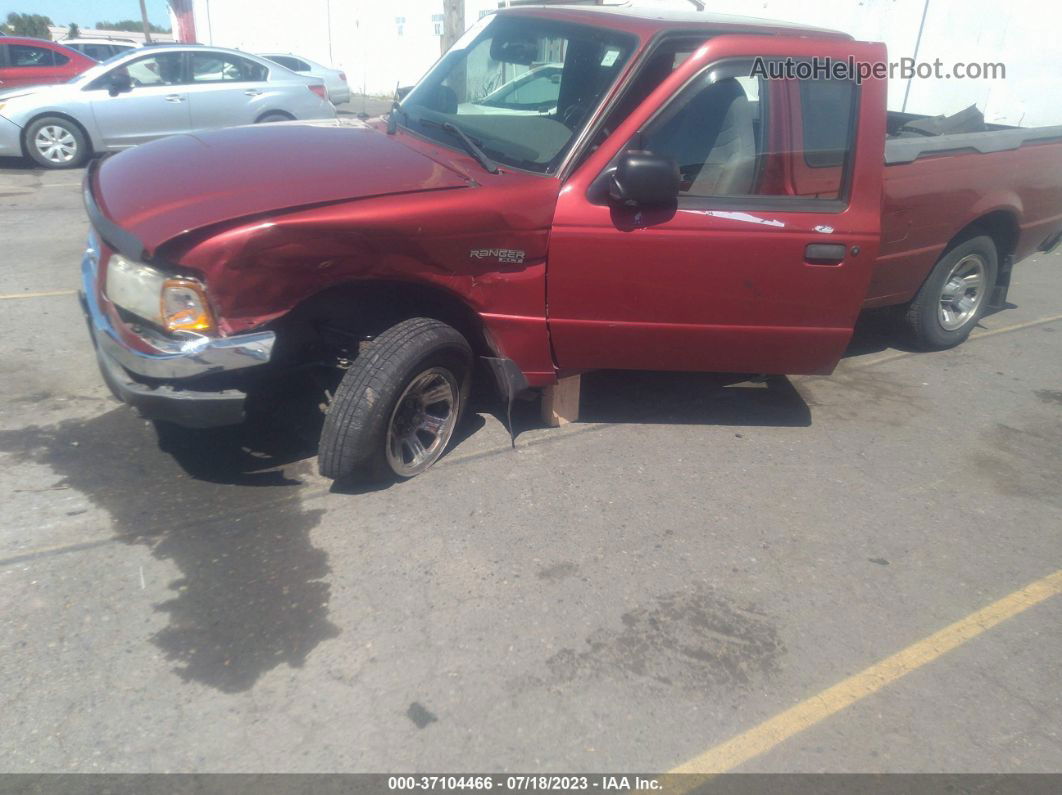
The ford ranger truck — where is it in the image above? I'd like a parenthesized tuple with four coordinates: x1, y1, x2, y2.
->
(79, 6, 1062, 482)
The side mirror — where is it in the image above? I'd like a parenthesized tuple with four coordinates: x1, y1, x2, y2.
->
(608, 150, 680, 207)
(396, 85, 414, 100)
(107, 71, 133, 97)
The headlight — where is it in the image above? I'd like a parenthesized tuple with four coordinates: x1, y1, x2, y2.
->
(105, 255, 216, 334)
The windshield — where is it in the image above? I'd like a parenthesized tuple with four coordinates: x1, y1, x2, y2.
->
(399, 14, 637, 174)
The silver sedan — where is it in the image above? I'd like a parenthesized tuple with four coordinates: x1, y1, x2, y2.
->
(259, 53, 352, 105)
(0, 45, 336, 168)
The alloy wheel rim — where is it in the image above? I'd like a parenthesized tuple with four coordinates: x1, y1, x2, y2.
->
(938, 253, 986, 331)
(34, 125, 77, 164)
(385, 367, 459, 477)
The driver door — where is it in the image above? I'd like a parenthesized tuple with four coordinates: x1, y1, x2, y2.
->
(547, 35, 887, 375)
(87, 52, 191, 148)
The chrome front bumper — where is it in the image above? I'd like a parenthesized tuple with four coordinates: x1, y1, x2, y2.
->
(80, 244, 275, 381)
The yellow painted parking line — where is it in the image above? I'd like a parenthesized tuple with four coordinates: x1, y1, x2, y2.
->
(669, 568, 1062, 775)
(0, 289, 78, 300)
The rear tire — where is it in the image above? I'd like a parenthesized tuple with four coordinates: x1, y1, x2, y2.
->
(25, 116, 89, 169)
(318, 318, 472, 482)
(256, 112, 294, 123)
(901, 234, 998, 350)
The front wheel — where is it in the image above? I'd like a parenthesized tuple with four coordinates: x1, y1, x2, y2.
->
(318, 318, 472, 482)
(901, 234, 998, 350)
(25, 116, 89, 169)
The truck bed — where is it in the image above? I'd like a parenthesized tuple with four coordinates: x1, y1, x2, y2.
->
(866, 121, 1062, 308)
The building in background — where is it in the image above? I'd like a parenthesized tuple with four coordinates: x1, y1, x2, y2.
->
(47, 25, 173, 46)
(169, 0, 1060, 127)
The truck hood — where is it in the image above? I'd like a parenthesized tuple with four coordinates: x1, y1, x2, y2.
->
(90, 119, 473, 259)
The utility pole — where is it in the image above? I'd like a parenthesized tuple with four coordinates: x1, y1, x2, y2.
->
(139, 0, 153, 44)
(441, 0, 464, 55)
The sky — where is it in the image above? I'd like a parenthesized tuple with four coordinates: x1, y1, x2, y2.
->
(4, 0, 172, 29)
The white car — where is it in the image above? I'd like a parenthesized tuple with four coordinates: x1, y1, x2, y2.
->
(0, 45, 336, 168)
(60, 38, 139, 61)
(259, 53, 350, 105)
(458, 63, 563, 116)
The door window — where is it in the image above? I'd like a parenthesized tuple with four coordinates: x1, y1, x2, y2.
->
(80, 43, 114, 61)
(191, 53, 268, 83)
(638, 60, 857, 203)
(9, 44, 61, 67)
(103, 52, 185, 87)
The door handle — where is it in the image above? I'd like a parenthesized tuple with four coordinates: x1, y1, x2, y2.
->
(164, 94, 185, 102)
(805, 243, 847, 264)
(244, 89, 262, 96)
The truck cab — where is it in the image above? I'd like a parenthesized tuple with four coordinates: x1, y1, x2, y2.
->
(79, 6, 1062, 482)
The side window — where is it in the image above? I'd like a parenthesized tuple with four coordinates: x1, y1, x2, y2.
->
(291, 59, 311, 72)
(639, 61, 857, 202)
(268, 55, 299, 70)
(191, 53, 268, 83)
(83, 44, 110, 61)
(116, 53, 185, 86)
(10, 44, 55, 67)
(641, 73, 765, 198)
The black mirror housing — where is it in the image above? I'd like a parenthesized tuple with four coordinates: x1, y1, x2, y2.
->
(107, 72, 133, 97)
(489, 35, 537, 65)
(609, 151, 680, 207)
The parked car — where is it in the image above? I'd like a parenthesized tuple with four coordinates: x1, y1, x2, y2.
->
(460, 63, 564, 115)
(78, 7, 1062, 482)
(259, 53, 350, 105)
(61, 38, 139, 61)
(0, 44, 335, 167)
(0, 36, 95, 89)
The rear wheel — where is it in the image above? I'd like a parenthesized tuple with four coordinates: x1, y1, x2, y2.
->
(25, 116, 89, 169)
(318, 318, 472, 482)
(256, 112, 294, 124)
(901, 234, 998, 350)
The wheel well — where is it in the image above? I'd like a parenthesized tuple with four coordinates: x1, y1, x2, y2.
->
(276, 281, 491, 363)
(22, 112, 94, 157)
(947, 210, 1020, 268)
(255, 110, 295, 123)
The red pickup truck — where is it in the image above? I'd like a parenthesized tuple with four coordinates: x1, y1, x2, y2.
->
(80, 6, 1062, 481)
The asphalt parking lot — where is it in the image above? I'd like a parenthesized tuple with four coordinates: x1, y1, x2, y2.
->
(0, 151, 1060, 774)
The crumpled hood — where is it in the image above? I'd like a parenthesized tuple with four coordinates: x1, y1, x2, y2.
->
(90, 119, 472, 259)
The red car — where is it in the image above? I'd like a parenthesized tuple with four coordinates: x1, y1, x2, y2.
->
(0, 37, 95, 90)
(79, 6, 1062, 482)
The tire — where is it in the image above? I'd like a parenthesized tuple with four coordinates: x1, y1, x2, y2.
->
(25, 116, 89, 169)
(318, 318, 472, 482)
(901, 234, 998, 350)
(256, 112, 294, 124)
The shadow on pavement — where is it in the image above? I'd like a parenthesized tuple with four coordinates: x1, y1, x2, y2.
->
(0, 156, 38, 171)
(0, 386, 339, 693)
(575, 372, 810, 428)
